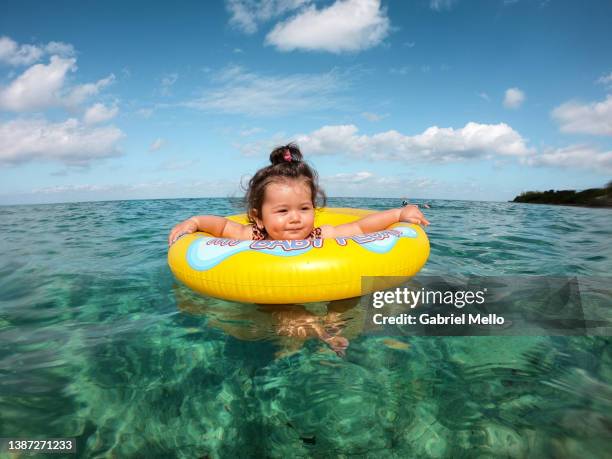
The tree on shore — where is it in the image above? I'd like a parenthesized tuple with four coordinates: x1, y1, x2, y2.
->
(513, 181, 611, 207)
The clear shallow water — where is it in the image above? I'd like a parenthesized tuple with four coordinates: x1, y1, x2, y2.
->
(0, 198, 611, 458)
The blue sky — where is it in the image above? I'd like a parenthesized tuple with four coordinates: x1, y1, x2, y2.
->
(1, 0, 611, 205)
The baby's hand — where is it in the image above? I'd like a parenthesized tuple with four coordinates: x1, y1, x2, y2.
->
(399, 205, 430, 226)
(168, 218, 198, 247)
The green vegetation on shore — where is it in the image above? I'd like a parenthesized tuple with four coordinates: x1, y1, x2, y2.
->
(513, 181, 612, 207)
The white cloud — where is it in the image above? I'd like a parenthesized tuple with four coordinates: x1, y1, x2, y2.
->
(0, 36, 74, 66)
(597, 72, 612, 88)
(44, 41, 76, 57)
(0, 117, 124, 166)
(234, 132, 288, 156)
(23, 178, 240, 203)
(136, 108, 154, 118)
(321, 171, 437, 197)
(292, 122, 532, 161)
(160, 72, 178, 96)
(29, 181, 180, 196)
(0, 36, 43, 66)
(84, 103, 119, 125)
(0, 56, 114, 112)
(161, 73, 178, 87)
(361, 111, 388, 122)
(226, 0, 311, 33)
(523, 144, 612, 173)
(149, 138, 165, 152)
(227, 0, 259, 33)
(503, 87, 525, 109)
(266, 0, 390, 53)
(240, 123, 611, 175)
(552, 95, 612, 136)
(183, 65, 344, 116)
(390, 66, 411, 75)
(64, 74, 115, 107)
(478, 92, 490, 102)
(240, 127, 263, 136)
(31, 184, 112, 194)
(430, 0, 457, 11)
(0, 56, 76, 111)
(327, 171, 374, 183)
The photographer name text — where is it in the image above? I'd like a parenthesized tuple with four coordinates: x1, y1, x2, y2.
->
(372, 312, 505, 326)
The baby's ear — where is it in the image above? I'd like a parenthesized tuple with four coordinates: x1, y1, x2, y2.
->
(250, 209, 263, 227)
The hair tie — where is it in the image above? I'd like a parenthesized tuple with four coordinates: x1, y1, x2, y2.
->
(283, 149, 292, 162)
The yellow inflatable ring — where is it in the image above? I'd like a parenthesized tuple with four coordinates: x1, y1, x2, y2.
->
(168, 207, 430, 304)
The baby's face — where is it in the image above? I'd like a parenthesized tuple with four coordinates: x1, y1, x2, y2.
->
(256, 179, 315, 240)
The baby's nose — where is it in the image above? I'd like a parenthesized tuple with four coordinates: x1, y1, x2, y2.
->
(289, 210, 300, 221)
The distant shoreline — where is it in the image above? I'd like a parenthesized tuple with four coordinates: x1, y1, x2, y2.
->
(511, 201, 612, 209)
(512, 184, 612, 208)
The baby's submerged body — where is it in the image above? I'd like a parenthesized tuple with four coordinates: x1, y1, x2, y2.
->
(168, 143, 430, 357)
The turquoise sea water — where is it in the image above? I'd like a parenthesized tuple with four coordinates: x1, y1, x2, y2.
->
(0, 198, 611, 458)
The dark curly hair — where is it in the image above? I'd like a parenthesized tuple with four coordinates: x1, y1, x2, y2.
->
(245, 143, 326, 224)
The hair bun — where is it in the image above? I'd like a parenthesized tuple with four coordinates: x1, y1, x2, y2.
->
(270, 143, 303, 165)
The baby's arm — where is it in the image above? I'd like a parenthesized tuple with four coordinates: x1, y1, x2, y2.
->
(168, 215, 250, 246)
(322, 206, 429, 238)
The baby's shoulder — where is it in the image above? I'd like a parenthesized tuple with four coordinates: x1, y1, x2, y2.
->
(223, 220, 254, 240)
